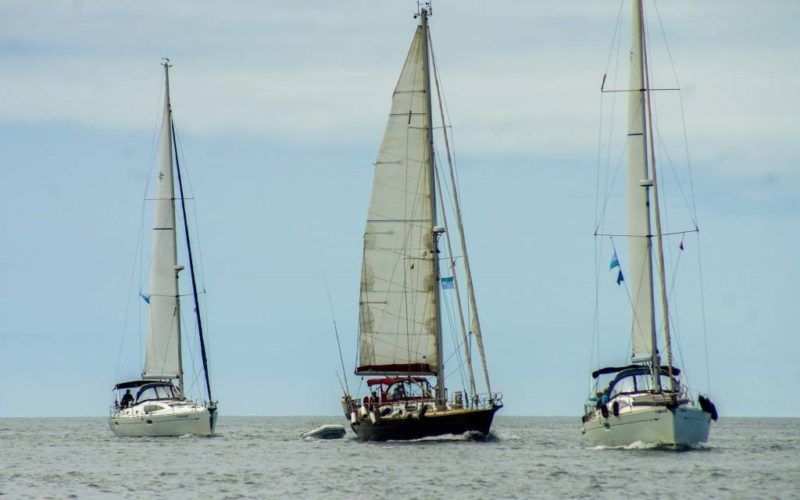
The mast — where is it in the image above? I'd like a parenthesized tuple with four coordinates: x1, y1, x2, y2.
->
(638, 1, 676, 392)
(164, 60, 185, 395)
(629, 0, 660, 391)
(167, 60, 214, 403)
(420, 6, 446, 406)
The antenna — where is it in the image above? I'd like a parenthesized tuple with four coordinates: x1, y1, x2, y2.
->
(415, 1, 432, 18)
(323, 272, 350, 396)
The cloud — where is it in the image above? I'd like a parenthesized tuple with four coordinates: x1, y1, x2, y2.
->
(0, 0, 797, 181)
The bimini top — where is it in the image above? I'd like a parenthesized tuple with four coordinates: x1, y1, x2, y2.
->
(113, 379, 176, 390)
(591, 364, 681, 379)
(367, 377, 429, 387)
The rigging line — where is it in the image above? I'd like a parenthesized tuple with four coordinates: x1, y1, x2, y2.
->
(594, 88, 604, 233)
(172, 116, 213, 403)
(595, 229, 698, 238)
(591, 236, 602, 370)
(323, 271, 350, 396)
(664, 234, 685, 359)
(601, 88, 680, 93)
(178, 308, 200, 400)
(430, 29, 490, 395)
(596, 133, 627, 235)
(171, 124, 213, 365)
(171, 122, 210, 294)
(609, 236, 644, 358)
(596, 0, 625, 235)
(604, 0, 626, 76)
(652, 0, 701, 225)
(434, 159, 476, 395)
(442, 290, 469, 392)
(653, 124, 697, 228)
(135, 101, 163, 371)
(427, 29, 461, 193)
(694, 231, 712, 394)
(114, 187, 149, 383)
(135, 57, 168, 296)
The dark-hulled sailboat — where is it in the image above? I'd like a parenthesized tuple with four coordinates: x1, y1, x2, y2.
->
(340, 4, 502, 442)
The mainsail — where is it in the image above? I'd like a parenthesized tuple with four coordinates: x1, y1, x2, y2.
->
(357, 24, 438, 375)
(625, 0, 657, 363)
(143, 72, 181, 380)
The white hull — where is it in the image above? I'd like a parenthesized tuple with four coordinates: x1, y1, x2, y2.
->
(584, 405, 710, 448)
(109, 399, 216, 437)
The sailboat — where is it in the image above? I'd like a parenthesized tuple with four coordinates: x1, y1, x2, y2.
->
(110, 60, 217, 437)
(339, 4, 502, 442)
(582, 0, 717, 448)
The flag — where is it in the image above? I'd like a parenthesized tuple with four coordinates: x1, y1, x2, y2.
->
(616, 270, 624, 286)
(679, 241, 684, 251)
(441, 276, 454, 289)
(140, 293, 151, 304)
(609, 250, 620, 270)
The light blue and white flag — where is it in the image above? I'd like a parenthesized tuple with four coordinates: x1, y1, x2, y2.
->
(609, 250, 620, 270)
(140, 293, 151, 304)
(441, 276, 454, 289)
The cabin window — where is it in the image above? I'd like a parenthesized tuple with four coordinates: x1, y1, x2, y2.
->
(609, 376, 635, 396)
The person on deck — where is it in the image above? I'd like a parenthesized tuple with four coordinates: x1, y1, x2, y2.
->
(120, 389, 134, 408)
(368, 392, 378, 410)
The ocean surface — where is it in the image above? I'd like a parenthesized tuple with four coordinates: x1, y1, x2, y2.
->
(1, 416, 798, 498)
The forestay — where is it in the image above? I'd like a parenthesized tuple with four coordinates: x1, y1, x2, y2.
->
(357, 24, 438, 375)
(143, 76, 181, 380)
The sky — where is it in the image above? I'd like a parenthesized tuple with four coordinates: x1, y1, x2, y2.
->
(0, 0, 798, 418)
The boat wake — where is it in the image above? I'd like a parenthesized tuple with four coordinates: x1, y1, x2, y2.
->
(588, 440, 711, 452)
(379, 431, 496, 444)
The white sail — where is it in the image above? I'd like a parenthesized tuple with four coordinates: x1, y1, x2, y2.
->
(357, 24, 438, 375)
(626, 0, 655, 361)
(143, 75, 181, 380)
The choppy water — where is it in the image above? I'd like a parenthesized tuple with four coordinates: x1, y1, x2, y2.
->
(1, 416, 798, 498)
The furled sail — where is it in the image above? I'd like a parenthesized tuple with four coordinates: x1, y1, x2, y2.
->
(143, 74, 181, 380)
(357, 23, 438, 375)
(626, 0, 656, 362)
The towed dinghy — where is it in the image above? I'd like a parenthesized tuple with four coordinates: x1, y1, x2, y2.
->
(301, 424, 346, 440)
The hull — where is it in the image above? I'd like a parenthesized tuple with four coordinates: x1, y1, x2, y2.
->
(351, 406, 499, 442)
(110, 400, 217, 437)
(583, 406, 710, 448)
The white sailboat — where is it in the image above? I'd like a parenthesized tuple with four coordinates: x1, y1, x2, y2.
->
(582, 0, 717, 448)
(339, 4, 502, 442)
(110, 60, 217, 437)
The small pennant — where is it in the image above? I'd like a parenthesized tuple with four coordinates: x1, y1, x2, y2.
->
(616, 270, 624, 286)
(609, 251, 620, 270)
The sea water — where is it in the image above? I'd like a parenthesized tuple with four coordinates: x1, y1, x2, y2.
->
(1, 417, 797, 498)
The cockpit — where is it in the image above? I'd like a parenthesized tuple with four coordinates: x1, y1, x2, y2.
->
(113, 380, 181, 408)
(367, 377, 434, 403)
(591, 365, 682, 400)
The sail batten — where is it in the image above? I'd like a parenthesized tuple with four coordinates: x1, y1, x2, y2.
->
(143, 71, 181, 380)
(357, 24, 439, 376)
